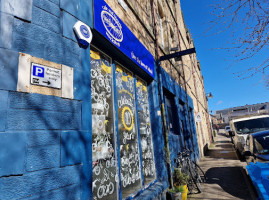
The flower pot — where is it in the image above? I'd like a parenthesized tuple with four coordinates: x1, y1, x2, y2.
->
(182, 185, 188, 200)
(168, 191, 182, 200)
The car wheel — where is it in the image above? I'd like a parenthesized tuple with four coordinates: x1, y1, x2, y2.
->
(236, 148, 244, 161)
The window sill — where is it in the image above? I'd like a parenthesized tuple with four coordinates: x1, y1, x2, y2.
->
(131, 181, 168, 200)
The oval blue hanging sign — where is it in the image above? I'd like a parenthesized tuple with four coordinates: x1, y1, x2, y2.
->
(94, 1, 155, 78)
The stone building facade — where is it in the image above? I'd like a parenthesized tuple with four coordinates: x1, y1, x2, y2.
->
(106, 0, 212, 157)
(0, 0, 212, 199)
(216, 102, 269, 124)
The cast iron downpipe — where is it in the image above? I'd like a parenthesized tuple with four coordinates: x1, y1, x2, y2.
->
(151, 0, 174, 188)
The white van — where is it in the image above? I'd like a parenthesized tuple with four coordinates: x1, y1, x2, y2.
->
(230, 115, 269, 157)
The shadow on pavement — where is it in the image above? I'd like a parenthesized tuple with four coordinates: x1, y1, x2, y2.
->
(215, 141, 231, 144)
(218, 133, 228, 137)
(189, 132, 256, 200)
(205, 166, 252, 199)
(215, 144, 234, 149)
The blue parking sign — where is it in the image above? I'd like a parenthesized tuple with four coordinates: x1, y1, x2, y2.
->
(33, 65, 45, 78)
(30, 63, 62, 89)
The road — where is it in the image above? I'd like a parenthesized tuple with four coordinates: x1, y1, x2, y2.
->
(188, 129, 257, 200)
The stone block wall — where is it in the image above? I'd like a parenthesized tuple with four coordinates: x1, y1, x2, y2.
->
(0, 92, 91, 199)
(0, 0, 93, 199)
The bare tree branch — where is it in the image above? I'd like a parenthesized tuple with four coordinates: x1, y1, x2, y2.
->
(209, 0, 269, 82)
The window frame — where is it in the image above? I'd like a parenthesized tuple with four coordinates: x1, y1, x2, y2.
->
(163, 89, 179, 135)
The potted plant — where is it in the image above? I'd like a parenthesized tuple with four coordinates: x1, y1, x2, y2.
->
(167, 168, 189, 200)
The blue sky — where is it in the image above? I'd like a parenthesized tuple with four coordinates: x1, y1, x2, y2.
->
(180, 0, 269, 113)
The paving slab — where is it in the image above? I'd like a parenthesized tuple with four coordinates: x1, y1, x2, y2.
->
(188, 130, 257, 200)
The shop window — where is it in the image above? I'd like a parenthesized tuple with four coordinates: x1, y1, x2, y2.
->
(91, 48, 117, 200)
(136, 78, 156, 185)
(115, 65, 142, 198)
(91, 47, 156, 200)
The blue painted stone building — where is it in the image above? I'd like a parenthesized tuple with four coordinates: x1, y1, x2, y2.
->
(0, 0, 212, 199)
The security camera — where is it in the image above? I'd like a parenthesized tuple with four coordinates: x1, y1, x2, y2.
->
(73, 21, 93, 48)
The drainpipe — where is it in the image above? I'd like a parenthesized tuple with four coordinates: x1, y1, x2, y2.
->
(151, 0, 173, 188)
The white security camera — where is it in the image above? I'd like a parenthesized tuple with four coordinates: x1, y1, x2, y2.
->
(73, 21, 93, 48)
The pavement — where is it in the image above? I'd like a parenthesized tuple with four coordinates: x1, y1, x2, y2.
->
(188, 130, 257, 200)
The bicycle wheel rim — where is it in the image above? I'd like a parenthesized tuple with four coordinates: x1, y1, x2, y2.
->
(192, 161, 207, 183)
(189, 163, 202, 193)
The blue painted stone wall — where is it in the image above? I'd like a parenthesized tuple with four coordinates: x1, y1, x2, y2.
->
(148, 80, 169, 186)
(0, 0, 93, 199)
(0, 92, 92, 200)
(160, 67, 200, 165)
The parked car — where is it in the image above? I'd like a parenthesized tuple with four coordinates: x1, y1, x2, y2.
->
(229, 114, 269, 158)
(245, 130, 269, 163)
(225, 126, 230, 136)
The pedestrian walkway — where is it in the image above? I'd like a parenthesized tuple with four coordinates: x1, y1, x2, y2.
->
(188, 130, 257, 200)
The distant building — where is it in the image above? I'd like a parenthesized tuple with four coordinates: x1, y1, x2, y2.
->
(210, 114, 223, 125)
(215, 102, 269, 123)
